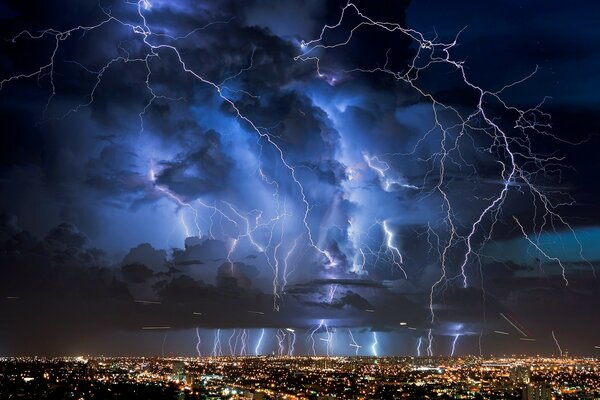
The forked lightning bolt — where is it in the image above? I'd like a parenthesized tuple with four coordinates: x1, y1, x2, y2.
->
(296, 1, 588, 324)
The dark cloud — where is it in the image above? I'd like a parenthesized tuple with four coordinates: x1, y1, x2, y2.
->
(156, 130, 234, 198)
(122, 243, 167, 273)
(331, 291, 373, 310)
(121, 262, 154, 283)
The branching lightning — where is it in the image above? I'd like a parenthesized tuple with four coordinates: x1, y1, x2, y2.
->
(0, 0, 589, 357)
(427, 329, 433, 357)
(308, 319, 333, 356)
(239, 329, 249, 356)
(211, 329, 222, 357)
(286, 328, 296, 356)
(0, 0, 344, 313)
(276, 329, 286, 357)
(295, 0, 586, 326)
(348, 330, 362, 355)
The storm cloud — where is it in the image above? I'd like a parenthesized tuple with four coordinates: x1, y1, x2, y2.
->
(0, 0, 599, 356)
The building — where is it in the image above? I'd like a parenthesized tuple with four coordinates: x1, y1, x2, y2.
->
(522, 383, 552, 400)
(171, 361, 186, 383)
(510, 365, 531, 385)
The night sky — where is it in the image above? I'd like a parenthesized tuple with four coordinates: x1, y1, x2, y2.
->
(0, 0, 599, 357)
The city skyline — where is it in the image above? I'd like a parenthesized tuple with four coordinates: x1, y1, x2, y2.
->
(1, 355, 598, 399)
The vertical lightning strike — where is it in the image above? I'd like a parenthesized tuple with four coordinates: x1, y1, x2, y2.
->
(348, 330, 362, 355)
(227, 238, 239, 275)
(450, 334, 460, 357)
(276, 329, 286, 356)
(271, 227, 283, 309)
(307, 323, 320, 356)
(347, 218, 367, 275)
(352, 247, 366, 274)
(255, 328, 265, 356)
(552, 330, 563, 357)
(228, 329, 239, 356)
(416, 337, 422, 357)
(240, 329, 248, 356)
(281, 235, 300, 293)
(195, 327, 202, 357)
(263, 196, 292, 310)
(286, 328, 296, 356)
(381, 220, 407, 278)
(179, 211, 191, 239)
(308, 319, 333, 356)
(427, 329, 433, 357)
(370, 332, 379, 357)
(211, 329, 222, 357)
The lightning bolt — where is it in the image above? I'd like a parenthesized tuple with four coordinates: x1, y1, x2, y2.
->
(296, 1, 586, 325)
(149, 162, 203, 239)
(370, 332, 379, 357)
(427, 329, 433, 356)
(227, 239, 239, 276)
(307, 323, 320, 356)
(228, 329, 240, 356)
(348, 330, 362, 355)
(276, 329, 286, 356)
(281, 235, 300, 293)
(240, 329, 249, 356)
(450, 334, 460, 357)
(0, 0, 345, 312)
(308, 319, 333, 356)
(211, 329, 222, 357)
(254, 328, 265, 356)
(364, 153, 419, 192)
(381, 220, 407, 278)
(416, 336, 422, 357)
(352, 247, 366, 275)
(322, 324, 334, 357)
(286, 328, 296, 356)
(551, 330, 563, 357)
(2, 0, 589, 341)
(514, 217, 568, 285)
(195, 327, 202, 357)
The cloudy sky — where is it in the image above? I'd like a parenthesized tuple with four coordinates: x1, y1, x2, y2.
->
(0, 0, 599, 357)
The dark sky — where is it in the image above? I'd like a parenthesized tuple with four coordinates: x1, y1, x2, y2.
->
(0, 0, 598, 357)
